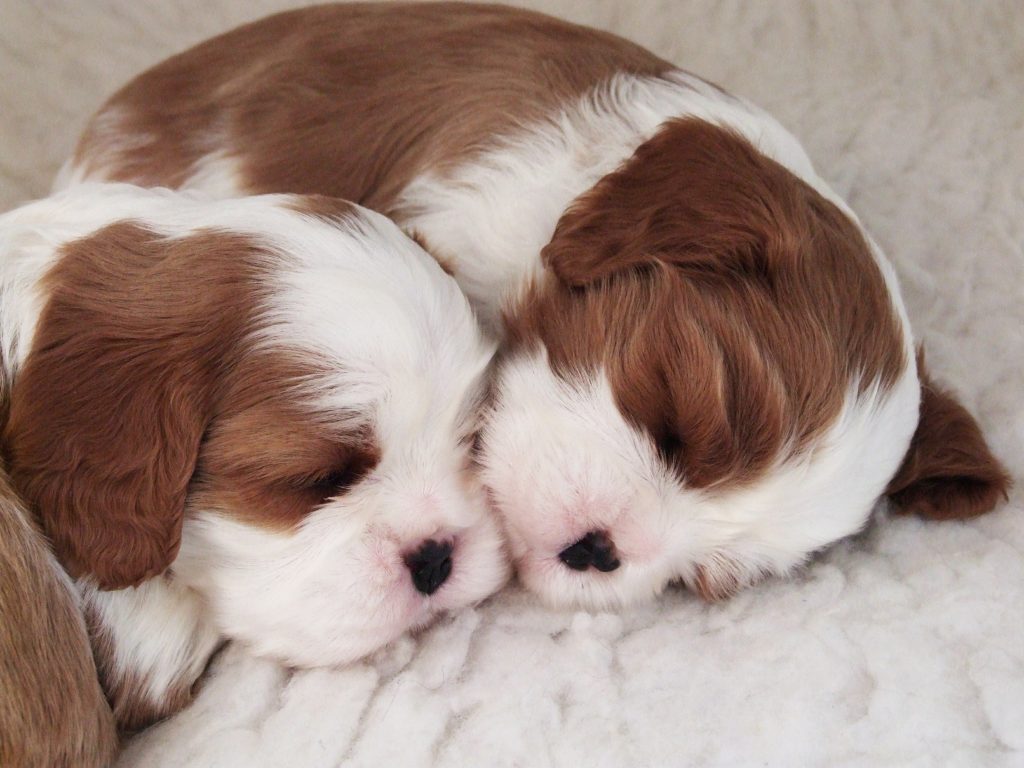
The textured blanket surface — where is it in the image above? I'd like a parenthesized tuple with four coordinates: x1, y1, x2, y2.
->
(1, 2, 1022, 766)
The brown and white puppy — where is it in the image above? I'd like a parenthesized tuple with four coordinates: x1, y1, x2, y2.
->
(63, 3, 1010, 609)
(0, 183, 507, 732)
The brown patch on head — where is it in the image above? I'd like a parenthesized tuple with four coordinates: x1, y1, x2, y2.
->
(74, 3, 670, 212)
(507, 118, 907, 489)
(5, 219, 384, 587)
(3, 222, 266, 588)
(886, 352, 1010, 520)
(0, 469, 118, 767)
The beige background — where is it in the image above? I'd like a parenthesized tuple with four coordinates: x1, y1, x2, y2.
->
(2, 2, 1022, 766)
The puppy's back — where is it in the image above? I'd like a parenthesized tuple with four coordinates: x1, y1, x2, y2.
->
(0, 460, 117, 767)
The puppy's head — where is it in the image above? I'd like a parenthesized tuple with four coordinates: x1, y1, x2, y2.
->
(1, 186, 507, 666)
(483, 119, 1008, 608)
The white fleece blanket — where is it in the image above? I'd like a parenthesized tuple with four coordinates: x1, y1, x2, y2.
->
(2, 2, 1021, 766)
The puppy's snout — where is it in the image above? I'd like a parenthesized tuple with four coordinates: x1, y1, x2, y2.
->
(405, 539, 453, 595)
(558, 530, 620, 573)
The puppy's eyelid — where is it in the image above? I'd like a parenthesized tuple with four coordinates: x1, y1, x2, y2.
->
(291, 448, 380, 502)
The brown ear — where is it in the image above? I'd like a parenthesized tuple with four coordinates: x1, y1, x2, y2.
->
(886, 356, 1011, 520)
(542, 118, 817, 287)
(4, 223, 258, 589)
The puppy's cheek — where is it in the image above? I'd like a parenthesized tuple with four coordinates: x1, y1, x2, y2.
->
(485, 497, 530, 563)
(431, 517, 511, 609)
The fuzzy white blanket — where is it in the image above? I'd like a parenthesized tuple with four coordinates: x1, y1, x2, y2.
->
(2, 2, 1021, 765)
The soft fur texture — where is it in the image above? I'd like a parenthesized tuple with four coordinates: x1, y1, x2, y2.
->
(0, 184, 507, 736)
(0, 466, 117, 768)
(58, 2, 1008, 611)
(1, 2, 1021, 766)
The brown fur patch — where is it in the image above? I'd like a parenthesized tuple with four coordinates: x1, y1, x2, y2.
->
(507, 119, 907, 489)
(4, 223, 269, 589)
(0, 467, 118, 767)
(886, 353, 1011, 519)
(4, 218, 384, 590)
(191, 386, 381, 530)
(74, 2, 670, 211)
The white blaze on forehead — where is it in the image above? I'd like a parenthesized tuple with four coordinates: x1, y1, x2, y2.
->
(252, 203, 496, 452)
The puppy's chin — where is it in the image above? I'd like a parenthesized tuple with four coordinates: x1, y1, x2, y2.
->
(512, 551, 675, 612)
(172, 495, 510, 669)
(494, 499, 673, 611)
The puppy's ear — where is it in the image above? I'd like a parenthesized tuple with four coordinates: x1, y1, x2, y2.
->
(4, 222, 259, 589)
(542, 118, 840, 287)
(886, 353, 1010, 520)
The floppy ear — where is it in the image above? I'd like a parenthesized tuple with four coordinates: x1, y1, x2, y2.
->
(886, 354, 1011, 520)
(542, 117, 818, 287)
(4, 222, 256, 589)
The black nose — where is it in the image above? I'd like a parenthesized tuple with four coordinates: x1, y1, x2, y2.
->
(405, 539, 453, 595)
(558, 531, 620, 573)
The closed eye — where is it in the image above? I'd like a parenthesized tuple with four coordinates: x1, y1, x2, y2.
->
(297, 448, 380, 504)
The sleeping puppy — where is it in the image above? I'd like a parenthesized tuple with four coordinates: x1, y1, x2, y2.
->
(62, 3, 1010, 609)
(0, 183, 507, 733)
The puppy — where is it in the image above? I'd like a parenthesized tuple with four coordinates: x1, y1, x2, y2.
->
(63, 3, 1010, 609)
(0, 184, 507, 733)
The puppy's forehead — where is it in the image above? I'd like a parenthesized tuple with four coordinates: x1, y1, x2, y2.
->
(33, 203, 410, 424)
(506, 120, 909, 489)
(43, 219, 269, 365)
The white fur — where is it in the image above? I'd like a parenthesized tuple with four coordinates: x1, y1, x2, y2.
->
(10, 3, 1019, 764)
(80, 578, 221, 707)
(0, 184, 508, 710)
(179, 149, 245, 197)
(395, 71, 911, 336)
(62, 71, 924, 612)
(483, 351, 920, 609)
(394, 71, 923, 608)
